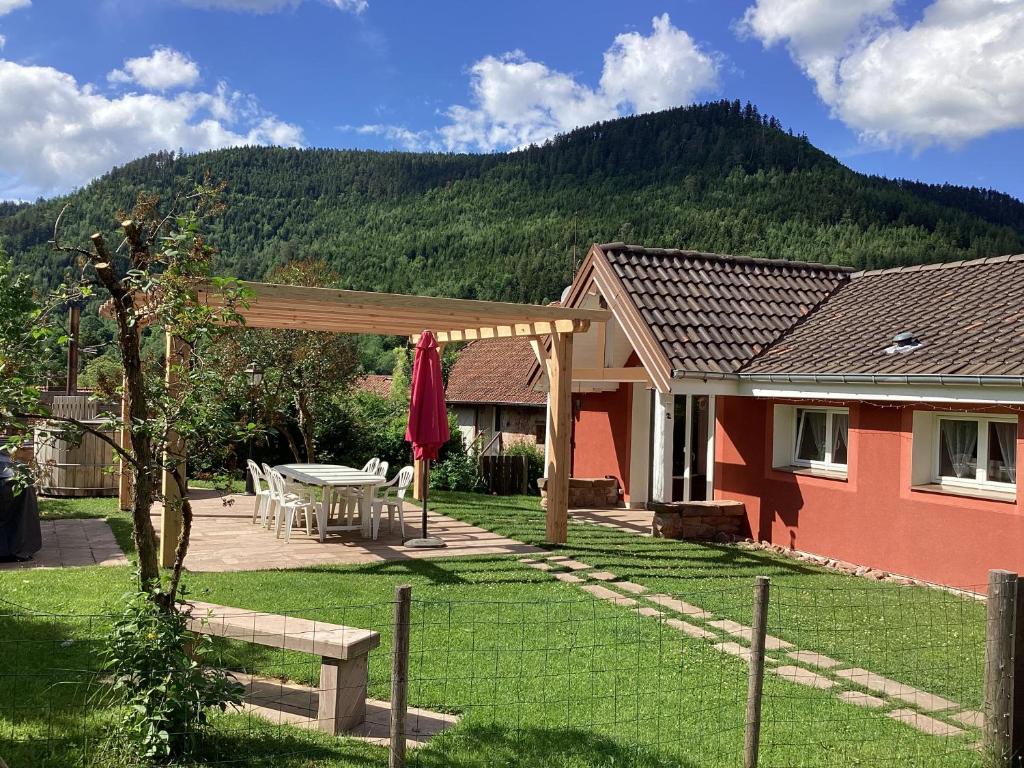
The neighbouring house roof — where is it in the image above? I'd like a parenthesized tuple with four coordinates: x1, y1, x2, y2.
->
(741, 254, 1024, 377)
(356, 374, 393, 397)
(597, 243, 851, 375)
(446, 337, 547, 407)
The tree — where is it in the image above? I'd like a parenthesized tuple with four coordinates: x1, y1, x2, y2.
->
(217, 259, 360, 462)
(0, 185, 249, 609)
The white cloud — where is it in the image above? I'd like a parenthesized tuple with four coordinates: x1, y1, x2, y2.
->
(179, 0, 366, 14)
(108, 47, 200, 91)
(0, 59, 303, 199)
(362, 13, 716, 154)
(739, 0, 1024, 146)
(0, 0, 30, 16)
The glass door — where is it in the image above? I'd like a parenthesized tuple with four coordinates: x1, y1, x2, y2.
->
(671, 395, 710, 502)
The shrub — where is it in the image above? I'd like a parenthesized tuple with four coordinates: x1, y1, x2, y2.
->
(102, 590, 243, 763)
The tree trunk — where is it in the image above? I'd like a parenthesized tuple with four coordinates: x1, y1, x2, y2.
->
(296, 391, 316, 462)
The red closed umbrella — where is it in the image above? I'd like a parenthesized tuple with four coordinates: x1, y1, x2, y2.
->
(404, 331, 449, 546)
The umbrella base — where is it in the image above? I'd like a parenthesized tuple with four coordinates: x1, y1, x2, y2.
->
(404, 536, 447, 549)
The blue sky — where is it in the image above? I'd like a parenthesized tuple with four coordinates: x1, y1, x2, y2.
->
(0, 0, 1022, 201)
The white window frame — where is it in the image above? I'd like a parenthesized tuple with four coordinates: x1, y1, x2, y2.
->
(932, 413, 1016, 492)
(791, 407, 849, 471)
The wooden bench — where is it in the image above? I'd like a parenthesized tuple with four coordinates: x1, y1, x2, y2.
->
(183, 600, 381, 734)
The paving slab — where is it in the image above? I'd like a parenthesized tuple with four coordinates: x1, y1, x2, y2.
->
(553, 572, 585, 584)
(633, 606, 663, 618)
(614, 581, 649, 595)
(837, 691, 887, 709)
(580, 583, 637, 607)
(545, 556, 591, 571)
(665, 618, 717, 640)
(713, 623, 793, 651)
(772, 665, 835, 690)
(887, 709, 964, 737)
(834, 668, 958, 712)
(0, 518, 126, 570)
(952, 710, 983, 729)
(526, 562, 554, 571)
(646, 594, 712, 619)
(714, 641, 752, 662)
(587, 571, 617, 581)
(787, 650, 844, 669)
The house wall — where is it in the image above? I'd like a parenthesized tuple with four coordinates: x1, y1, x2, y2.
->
(449, 404, 545, 452)
(715, 395, 1024, 590)
(572, 384, 633, 500)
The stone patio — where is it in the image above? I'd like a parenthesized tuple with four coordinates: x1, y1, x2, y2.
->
(166, 490, 541, 572)
(0, 517, 126, 570)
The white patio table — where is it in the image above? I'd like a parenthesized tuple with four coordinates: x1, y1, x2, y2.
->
(274, 464, 387, 543)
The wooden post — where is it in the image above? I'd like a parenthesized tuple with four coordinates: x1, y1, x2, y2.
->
(985, 569, 1018, 766)
(160, 333, 188, 569)
(66, 302, 80, 395)
(744, 576, 770, 768)
(412, 458, 426, 502)
(544, 330, 573, 544)
(118, 374, 132, 511)
(390, 584, 412, 768)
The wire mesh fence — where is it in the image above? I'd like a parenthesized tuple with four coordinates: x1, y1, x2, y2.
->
(0, 575, 992, 768)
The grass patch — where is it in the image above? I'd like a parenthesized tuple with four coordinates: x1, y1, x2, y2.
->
(0, 493, 986, 767)
(432, 492, 987, 709)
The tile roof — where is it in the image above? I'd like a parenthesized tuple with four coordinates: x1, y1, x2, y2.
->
(355, 374, 393, 397)
(598, 243, 851, 375)
(741, 254, 1024, 376)
(446, 337, 547, 406)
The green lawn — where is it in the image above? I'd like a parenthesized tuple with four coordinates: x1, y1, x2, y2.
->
(0, 493, 986, 767)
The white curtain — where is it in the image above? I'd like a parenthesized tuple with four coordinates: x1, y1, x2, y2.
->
(832, 413, 849, 463)
(941, 420, 978, 479)
(993, 421, 1018, 483)
(809, 412, 827, 457)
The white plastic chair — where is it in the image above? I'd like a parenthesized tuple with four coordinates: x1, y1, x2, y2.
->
(268, 469, 316, 542)
(370, 465, 414, 540)
(247, 460, 271, 526)
(334, 458, 386, 527)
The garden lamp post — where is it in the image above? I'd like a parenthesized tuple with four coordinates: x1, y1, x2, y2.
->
(243, 361, 264, 495)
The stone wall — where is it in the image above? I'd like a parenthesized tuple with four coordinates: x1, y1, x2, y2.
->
(650, 500, 748, 541)
(539, 477, 621, 509)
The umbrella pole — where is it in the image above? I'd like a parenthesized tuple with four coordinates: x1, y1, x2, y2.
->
(405, 457, 445, 548)
(422, 459, 429, 539)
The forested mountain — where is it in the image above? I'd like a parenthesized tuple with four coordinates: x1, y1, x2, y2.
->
(4, 100, 1023, 303)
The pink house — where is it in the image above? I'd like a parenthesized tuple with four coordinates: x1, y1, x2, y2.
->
(539, 243, 1024, 590)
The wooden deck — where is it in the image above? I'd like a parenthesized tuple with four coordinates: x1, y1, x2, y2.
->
(157, 489, 541, 572)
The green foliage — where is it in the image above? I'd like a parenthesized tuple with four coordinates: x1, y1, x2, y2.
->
(102, 590, 243, 762)
(431, 417, 483, 492)
(5, 102, 1023, 304)
(504, 440, 545, 494)
(317, 389, 411, 470)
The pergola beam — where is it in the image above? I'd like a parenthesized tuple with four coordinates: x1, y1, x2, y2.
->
(152, 279, 608, 555)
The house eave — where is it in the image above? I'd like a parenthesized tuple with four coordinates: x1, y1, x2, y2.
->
(738, 372, 1024, 388)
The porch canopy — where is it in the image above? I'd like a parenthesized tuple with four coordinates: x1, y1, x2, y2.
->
(145, 280, 608, 566)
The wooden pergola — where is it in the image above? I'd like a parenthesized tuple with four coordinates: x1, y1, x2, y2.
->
(135, 281, 608, 567)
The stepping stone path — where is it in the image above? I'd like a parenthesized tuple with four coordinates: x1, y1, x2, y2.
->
(833, 669, 958, 712)
(522, 552, 978, 741)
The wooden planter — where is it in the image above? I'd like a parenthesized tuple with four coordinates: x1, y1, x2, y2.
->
(33, 420, 118, 498)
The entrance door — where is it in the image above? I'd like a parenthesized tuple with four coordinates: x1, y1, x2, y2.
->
(671, 395, 711, 502)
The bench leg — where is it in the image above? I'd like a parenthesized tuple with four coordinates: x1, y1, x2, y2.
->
(317, 655, 368, 734)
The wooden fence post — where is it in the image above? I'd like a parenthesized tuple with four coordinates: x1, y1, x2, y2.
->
(985, 569, 1018, 766)
(390, 584, 412, 768)
(744, 576, 770, 768)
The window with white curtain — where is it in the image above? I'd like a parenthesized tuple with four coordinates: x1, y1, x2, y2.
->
(934, 414, 1017, 489)
(792, 407, 849, 470)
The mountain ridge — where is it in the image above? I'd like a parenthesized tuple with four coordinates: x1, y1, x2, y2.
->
(3, 100, 1023, 303)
